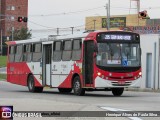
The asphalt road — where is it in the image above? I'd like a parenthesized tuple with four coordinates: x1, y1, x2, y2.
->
(0, 67, 6, 74)
(0, 81, 160, 120)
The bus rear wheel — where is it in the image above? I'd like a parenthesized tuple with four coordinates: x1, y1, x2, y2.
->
(58, 88, 72, 93)
(28, 75, 43, 93)
(112, 88, 124, 96)
(73, 76, 85, 96)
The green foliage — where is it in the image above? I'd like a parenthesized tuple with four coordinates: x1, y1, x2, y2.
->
(0, 74, 6, 80)
(0, 56, 7, 80)
(13, 27, 32, 40)
(0, 56, 7, 67)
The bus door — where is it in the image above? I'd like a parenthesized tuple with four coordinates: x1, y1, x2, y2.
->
(83, 40, 94, 87)
(42, 43, 52, 86)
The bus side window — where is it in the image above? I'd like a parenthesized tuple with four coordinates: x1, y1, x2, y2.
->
(32, 43, 42, 62)
(23, 44, 32, 62)
(23, 45, 27, 61)
(26, 44, 32, 62)
(53, 41, 62, 61)
(9, 46, 15, 62)
(72, 39, 81, 61)
(15, 45, 23, 62)
(62, 40, 72, 61)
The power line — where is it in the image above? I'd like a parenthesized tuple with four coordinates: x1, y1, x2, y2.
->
(29, 6, 104, 17)
(29, 17, 147, 32)
(28, 19, 95, 30)
(142, 6, 160, 10)
(29, 20, 56, 29)
(29, 6, 160, 17)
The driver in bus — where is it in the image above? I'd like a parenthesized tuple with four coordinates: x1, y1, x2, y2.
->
(112, 44, 121, 60)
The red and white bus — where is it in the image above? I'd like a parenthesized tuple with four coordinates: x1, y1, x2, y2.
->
(7, 30, 141, 96)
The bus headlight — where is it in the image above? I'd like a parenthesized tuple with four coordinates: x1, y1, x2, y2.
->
(97, 72, 102, 76)
(139, 72, 142, 76)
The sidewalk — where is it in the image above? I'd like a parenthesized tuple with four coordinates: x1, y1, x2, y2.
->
(125, 88, 160, 93)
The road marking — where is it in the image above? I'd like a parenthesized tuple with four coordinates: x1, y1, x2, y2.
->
(100, 106, 143, 120)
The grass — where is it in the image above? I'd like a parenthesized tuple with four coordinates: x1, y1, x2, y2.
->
(0, 56, 7, 80)
(0, 74, 6, 81)
(0, 56, 7, 67)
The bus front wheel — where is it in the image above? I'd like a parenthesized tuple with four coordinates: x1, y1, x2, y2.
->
(73, 76, 85, 96)
(112, 88, 124, 96)
(27, 75, 43, 93)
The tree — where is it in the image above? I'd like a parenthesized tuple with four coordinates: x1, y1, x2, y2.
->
(13, 27, 32, 40)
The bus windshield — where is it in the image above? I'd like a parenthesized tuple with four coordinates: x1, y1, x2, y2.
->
(96, 42, 141, 67)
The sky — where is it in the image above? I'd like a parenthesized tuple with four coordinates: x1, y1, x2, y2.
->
(28, 0, 159, 36)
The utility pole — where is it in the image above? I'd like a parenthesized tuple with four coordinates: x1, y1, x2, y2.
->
(57, 28, 59, 35)
(11, 27, 14, 41)
(137, 0, 140, 26)
(93, 20, 96, 30)
(106, 0, 110, 30)
(0, 18, 4, 55)
(71, 27, 74, 34)
(130, 0, 140, 25)
(1, 29, 2, 56)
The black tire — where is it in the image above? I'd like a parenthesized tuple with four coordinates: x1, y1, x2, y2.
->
(112, 88, 124, 96)
(58, 88, 72, 93)
(73, 76, 85, 96)
(28, 75, 43, 93)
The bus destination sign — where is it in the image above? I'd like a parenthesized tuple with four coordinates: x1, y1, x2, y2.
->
(102, 34, 132, 41)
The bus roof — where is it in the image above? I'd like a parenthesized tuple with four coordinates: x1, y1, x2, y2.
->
(7, 30, 138, 45)
(7, 32, 89, 45)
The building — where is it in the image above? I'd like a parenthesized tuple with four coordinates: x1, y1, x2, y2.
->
(140, 34, 160, 90)
(85, 14, 160, 34)
(0, 0, 28, 55)
(85, 14, 146, 31)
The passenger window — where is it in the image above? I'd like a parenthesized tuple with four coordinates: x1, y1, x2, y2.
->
(15, 45, 23, 62)
(9, 46, 15, 62)
(32, 43, 42, 62)
(53, 41, 62, 61)
(72, 39, 82, 60)
(23, 44, 32, 62)
(62, 40, 72, 61)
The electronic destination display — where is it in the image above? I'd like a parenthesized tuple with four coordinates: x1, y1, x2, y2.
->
(96, 32, 140, 42)
(103, 34, 132, 40)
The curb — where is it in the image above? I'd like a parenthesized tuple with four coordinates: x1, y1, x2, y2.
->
(125, 88, 160, 93)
